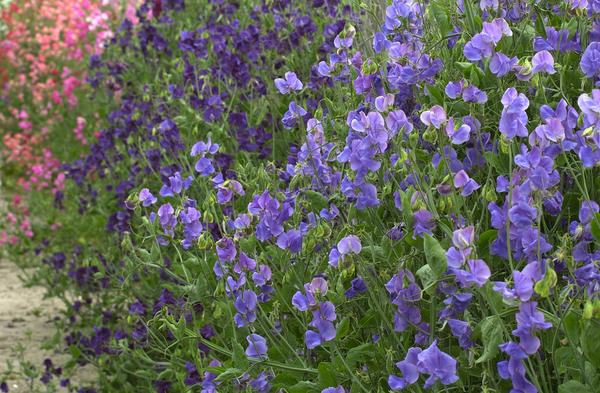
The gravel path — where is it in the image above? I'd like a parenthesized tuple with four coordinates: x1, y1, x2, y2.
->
(0, 259, 98, 392)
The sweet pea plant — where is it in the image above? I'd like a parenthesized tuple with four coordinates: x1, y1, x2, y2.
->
(5, 0, 600, 392)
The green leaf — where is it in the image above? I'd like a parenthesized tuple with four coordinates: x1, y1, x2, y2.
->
(590, 213, 600, 242)
(423, 234, 447, 279)
(558, 380, 593, 393)
(564, 312, 581, 346)
(581, 320, 600, 368)
(288, 381, 319, 393)
(362, 245, 386, 262)
(69, 344, 82, 358)
(336, 318, 350, 340)
(429, 1, 451, 37)
(534, 12, 546, 38)
(425, 84, 444, 106)
(416, 265, 436, 294)
(304, 190, 329, 212)
(271, 373, 299, 388)
(554, 347, 576, 375)
(318, 362, 338, 388)
(232, 341, 249, 369)
(215, 368, 243, 382)
(476, 316, 503, 363)
(346, 343, 374, 369)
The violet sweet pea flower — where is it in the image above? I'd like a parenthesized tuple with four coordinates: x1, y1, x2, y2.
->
(139, 188, 157, 206)
(453, 170, 481, 196)
(581, 42, 600, 78)
(489, 52, 518, 77)
(420, 105, 447, 129)
(531, 50, 556, 74)
(499, 88, 529, 139)
(274, 71, 303, 94)
(245, 334, 268, 359)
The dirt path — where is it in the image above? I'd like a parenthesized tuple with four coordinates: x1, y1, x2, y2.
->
(0, 259, 96, 392)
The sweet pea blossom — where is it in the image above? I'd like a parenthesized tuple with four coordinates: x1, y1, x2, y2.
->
(489, 52, 518, 77)
(389, 341, 458, 391)
(282, 101, 307, 129)
(329, 235, 362, 267)
(139, 188, 157, 206)
(531, 50, 556, 74)
(274, 71, 303, 94)
(245, 334, 268, 359)
(453, 170, 480, 196)
(420, 105, 447, 128)
(499, 88, 529, 139)
(580, 42, 600, 78)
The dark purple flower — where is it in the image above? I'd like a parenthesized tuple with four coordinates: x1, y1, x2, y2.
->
(345, 277, 367, 298)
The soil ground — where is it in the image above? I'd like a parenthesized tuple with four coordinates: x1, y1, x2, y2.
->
(0, 261, 96, 392)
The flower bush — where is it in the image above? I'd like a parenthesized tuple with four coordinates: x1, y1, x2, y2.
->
(3, 0, 600, 392)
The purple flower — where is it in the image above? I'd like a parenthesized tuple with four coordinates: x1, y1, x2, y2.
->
(531, 50, 556, 74)
(445, 118, 471, 144)
(282, 102, 307, 130)
(337, 235, 362, 254)
(373, 31, 391, 53)
(345, 277, 367, 298)
(453, 170, 480, 196)
(448, 318, 473, 349)
(445, 80, 466, 99)
(245, 334, 268, 359)
(274, 71, 303, 94)
(462, 85, 488, 104)
(499, 88, 529, 139)
(581, 42, 600, 78)
(489, 52, 518, 77)
(216, 237, 236, 263)
(234, 252, 257, 273)
(139, 188, 157, 206)
(322, 387, 346, 393)
(508, 202, 537, 228)
(413, 209, 436, 238)
(513, 302, 552, 354)
(233, 290, 257, 327)
(420, 105, 447, 129)
(276, 230, 303, 254)
(463, 19, 511, 61)
(388, 347, 420, 390)
(305, 319, 336, 348)
(329, 235, 361, 268)
(389, 341, 458, 391)
(356, 182, 380, 210)
(249, 372, 272, 393)
(418, 340, 459, 387)
(577, 90, 600, 130)
(159, 172, 192, 197)
(252, 265, 272, 287)
(455, 259, 491, 287)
